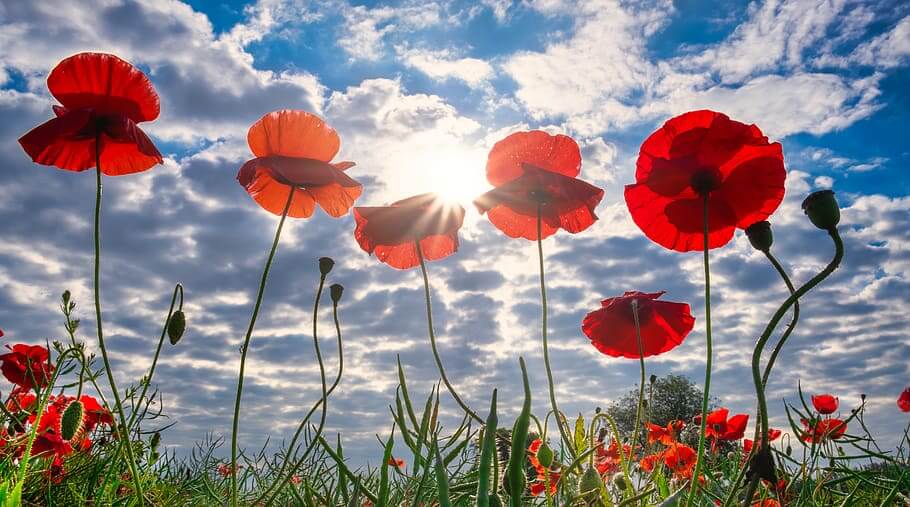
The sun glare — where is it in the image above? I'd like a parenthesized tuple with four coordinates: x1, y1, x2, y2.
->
(405, 144, 489, 208)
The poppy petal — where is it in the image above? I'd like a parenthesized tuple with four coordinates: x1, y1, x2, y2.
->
(47, 52, 160, 123)
(308, 181, 363, 218)
(238, 163, 316, 218)
(247, 110, 341, 160)
(486, 130, 581, 186)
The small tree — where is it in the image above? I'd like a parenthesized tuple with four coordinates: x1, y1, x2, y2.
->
(606, 374, 719, 441)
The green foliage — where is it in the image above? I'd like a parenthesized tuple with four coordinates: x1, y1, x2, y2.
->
(607, 374, 717, 438)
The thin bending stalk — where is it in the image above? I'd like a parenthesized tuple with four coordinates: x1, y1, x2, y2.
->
(415, 240, 482, 423)
(536, 207, 576, 459)
(260, 275, 343, 506)
(629, 299, 646, 451)
(230, 187, 295, 507)
(760, 252, 800, 388)
(92, 138, 145, 504)
(686, 194, 713, 505)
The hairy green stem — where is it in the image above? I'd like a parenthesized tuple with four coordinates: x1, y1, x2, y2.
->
(416, 240, 482, 423)
(759, 252, 799, 388)
(230, 186, 295, 507)
(536, 206, 575, 459)
(92, 138, 145, 504)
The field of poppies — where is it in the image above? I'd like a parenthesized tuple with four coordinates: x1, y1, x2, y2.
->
(1, 51, 908, 506)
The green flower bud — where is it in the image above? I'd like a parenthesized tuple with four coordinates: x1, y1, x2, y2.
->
(745, 221, 774, 252)
(62, 290, 71, 306)
(649, 374, 657, 384)
(801, 190, 840, 231)
(580, 466, 602, 495)
(60, 399, 86, 442)
(536, 441, 554, 468)
(611, 472, 627, 490)
(319, 257, 335, 276)
(330, 283, 344, 304)
(150, 431, 161, 451)
(168, 310, 186, 345)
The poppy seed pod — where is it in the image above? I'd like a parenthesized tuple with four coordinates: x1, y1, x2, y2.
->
(168, 310, 186, 345)
(330, 283, 344, 304)
(150, 431, 161, 451)
(745, 221, 773, 252)
(801, 190, 840, 231)
(580, 466, 602, 495)
(318, 256, 335, 276)
(536, 441, 554, 468)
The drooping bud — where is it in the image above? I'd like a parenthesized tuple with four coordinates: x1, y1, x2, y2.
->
(801, 190, 840, 231)
(319, 257, 335, 276)
(330, 283, 344, 304)
(745, 221, 774, 252)
(168, 310, 186, 345)
(536, 441, 554, 468)
(611, 472, 627, 490)
(860, 393, 866, 402)
(785, 444, 792, 456)
(60, 399, 86, 442)
(580, 466, 602, 495)
(649, 374, 657, 384)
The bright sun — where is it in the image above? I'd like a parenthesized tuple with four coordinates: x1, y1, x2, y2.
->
(400, 144, 490, 208)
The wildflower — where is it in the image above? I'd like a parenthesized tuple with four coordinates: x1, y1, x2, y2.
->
(594, 439, 634, 475)
(662, 442, 697, 480)
(0, 344, 54, 390)
(474, 130, 604, 240)
(694, 408, 748, 449)
(811, 394, 838, 415)
(353, 193, 465, 269)
(289, 475, 302, 485)
(388, 457, 405, 468)
(898, 387, 910, 412)
(237, 110, 361, 218)
(624, 110, 786, 251)
(582, 291, 695, 359)
(217, 463, 239, 477)
(647, 420, 685, 445)
(528, 439, 560, 496)
(800, 418, 847, 443)
(18, 52, 162, 174)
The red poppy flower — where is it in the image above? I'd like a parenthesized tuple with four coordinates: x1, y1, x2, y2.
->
(742, 428, 780, 456)
(647, 420, 685, 445)
(811, 394, 838, 415)
(594, 439, 634, 475)
(624, 110, 785, 252)
(353, 193, 465, 270)
(237, 110, 361, 218)
(217, 463, 239, 477)
(582, 291, 695, 359)
(19, 52, 163, 175)
(388, 457, 405, 468)
(898, 387, 910, 412)
(694, 408, 748, 443)
(662, 442, 697, 479)
(528, 439, 560, 496)
(640, 453, 661, 472)
(474, 131, 604, 240)
(800, 418, 847, 443)
(0, 344, 54, 390)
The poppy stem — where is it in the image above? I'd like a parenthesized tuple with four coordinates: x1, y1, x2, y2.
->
(629, 300, 646, 454)
(230, 186, 296, 507)
(687, 193, 713, 506)
(92, 137, 146, 505)
(536, 206, 576, 459)
(758, 252, 799, 390)
(415, 240, 482, 423)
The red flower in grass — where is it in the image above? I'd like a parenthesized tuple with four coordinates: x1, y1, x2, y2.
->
(898, 387, 910, 412)
(662, 442, 698, 480)
(237, 110, 361, 218)
(742, 428, 781, 455)
(19, 52, 162, 175)
(594, 439, 634, 475)
(625, 110, 785, 252)
(811, 394, 838, 415)
(694, 408, 748, 448)
(354, 193, 465, 270)
(217, 463, 239, 477)
(640, 453, 661, 472)
(647, 420, 685, 445)
(0, 344, 54, 390)
(800, 418, 847, 443)
(388, 457, 405, 468)
(474, 131, 604, 240)
(582, 291, 695, 359)
(528, 439, 560, 496)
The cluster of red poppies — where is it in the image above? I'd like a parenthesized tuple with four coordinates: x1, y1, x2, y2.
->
(0, 332, 112, 482)
(798, 394, 848, 444)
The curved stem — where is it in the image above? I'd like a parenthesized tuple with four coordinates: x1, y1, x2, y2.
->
(230, 187, 295, 507)
(416, 240, 482, 424)
(686, 193, 713, 505)
(131, 284, 183, 430)
(629, 300, 646, 452)
(536, 206, 575, 459)
(92, 138, 145, 504)
(760, 252, 800, 388)
(260, 273, 342, 506)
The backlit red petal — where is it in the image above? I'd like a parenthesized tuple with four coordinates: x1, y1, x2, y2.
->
(486, 130, 581, 186)
(624, 184, 737, 251)
(238, 165, 316, 218)
(898, 387, 910, 412)
(247, 110, 341, 160)
(47, 52, 159, 123)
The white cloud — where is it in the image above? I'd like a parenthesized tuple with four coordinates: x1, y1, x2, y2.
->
(337, 3, 443, 61)
(847, 16, 910, 69)
(814, 175, 834, 188)
(397, 47, 495, 86)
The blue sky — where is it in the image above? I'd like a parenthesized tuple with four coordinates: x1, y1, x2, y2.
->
(0, 0, 908, 465)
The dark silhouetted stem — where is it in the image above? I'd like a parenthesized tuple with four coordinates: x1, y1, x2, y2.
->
(687, 193, 713, 505)
(416, 240, 482, 423)
(230, 187, 295, 507)
(760, 252, 800, 388)
(93, 137, 145, 504)
(536, 206, 575, 459)
(629, 300, 646, 451)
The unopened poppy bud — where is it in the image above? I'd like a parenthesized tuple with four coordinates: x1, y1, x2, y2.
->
(611, 472, 627, 489)
(168, 310, 186, 345)
(318, 257, 335, 276)
(745, 221, 773, 252)
(860, 393, 866, 401)
(580, 466, 602, 495)
(786, 445, 792, 456)
(150, 431, 161, 451)
(649, 374, 657, 384)
(62, 290, 71, 306)
(60, 399, 86, 442)
(801, 190, 840, 231)
(536, 441, 554, 468)
(330, 283, 344, 304)
(595, 406, 601, 414)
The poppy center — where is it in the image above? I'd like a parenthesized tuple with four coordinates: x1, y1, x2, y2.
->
(689, 168, 722, 195)
(528, 188, 551, 204)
